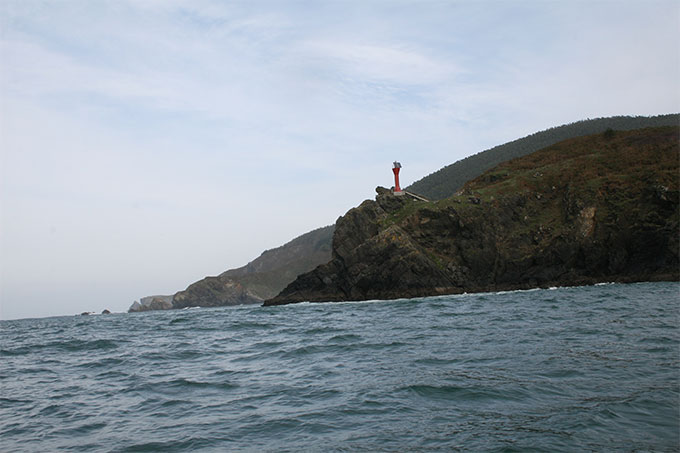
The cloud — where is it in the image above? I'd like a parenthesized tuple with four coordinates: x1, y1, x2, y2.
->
(301, 40, 461, 86)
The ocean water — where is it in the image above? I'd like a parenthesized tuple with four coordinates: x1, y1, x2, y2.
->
(1, 282, 678, 452)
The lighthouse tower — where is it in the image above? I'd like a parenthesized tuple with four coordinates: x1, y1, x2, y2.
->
(392, 161, 403, 195)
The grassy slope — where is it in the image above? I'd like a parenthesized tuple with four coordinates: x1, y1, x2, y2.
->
(413, 126, 679, 277)
(407, 114, 680, 200)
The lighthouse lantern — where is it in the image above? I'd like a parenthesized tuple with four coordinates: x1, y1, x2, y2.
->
(392, 161, 402, 193)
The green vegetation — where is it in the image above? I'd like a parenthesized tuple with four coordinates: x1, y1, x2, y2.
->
(380, 196, 423, 228)
(412, 125, 679, 266)
(407, 114, 679, 200)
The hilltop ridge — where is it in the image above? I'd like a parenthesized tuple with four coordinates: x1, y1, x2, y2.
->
(407, 114, 679, 200)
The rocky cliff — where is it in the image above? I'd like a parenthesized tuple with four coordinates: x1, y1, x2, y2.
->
(128, 295, 174, 312)
(129, 225, 334, 312)
(265, 126, 679, 306)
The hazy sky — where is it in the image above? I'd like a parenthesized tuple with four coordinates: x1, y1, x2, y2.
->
(1, 0, 678, 319)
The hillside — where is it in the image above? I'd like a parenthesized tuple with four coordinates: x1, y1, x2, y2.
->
(130, 225, 334, 312)
(172, 225, 334, 309)
(407, 114, 679, 200)
(131, 116, 679, 312)
(265, 126, 679, 305)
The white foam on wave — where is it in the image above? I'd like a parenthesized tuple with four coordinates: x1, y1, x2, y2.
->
(267, 282, 635, 309)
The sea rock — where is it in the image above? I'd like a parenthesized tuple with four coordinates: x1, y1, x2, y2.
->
(102, 309, 111, 314)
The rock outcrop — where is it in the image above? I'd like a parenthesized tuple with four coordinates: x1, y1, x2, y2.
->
(171, 278, 261, 309)
(265, 126, 679, 306)
(128, 295, 174, 312)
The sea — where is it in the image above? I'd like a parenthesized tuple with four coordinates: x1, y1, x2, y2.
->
(1, 282, 678, 452)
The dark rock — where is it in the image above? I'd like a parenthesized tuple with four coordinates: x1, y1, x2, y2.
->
(101, 309, 111, 314)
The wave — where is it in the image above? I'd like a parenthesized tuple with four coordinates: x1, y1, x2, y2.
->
(2, 281, 677, 452)
(1, 338, 119, 356)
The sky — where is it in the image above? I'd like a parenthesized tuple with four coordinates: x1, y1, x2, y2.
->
(1, 0, 678, 320)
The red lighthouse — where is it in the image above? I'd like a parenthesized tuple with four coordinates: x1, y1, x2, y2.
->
(392, 161, 402, 193)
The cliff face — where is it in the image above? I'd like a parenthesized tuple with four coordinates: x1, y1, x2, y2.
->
(129, 225, 334, 312)
(265, 127, 679, 306)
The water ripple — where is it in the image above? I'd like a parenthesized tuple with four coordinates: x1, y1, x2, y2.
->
(0, 282, 677, 452)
